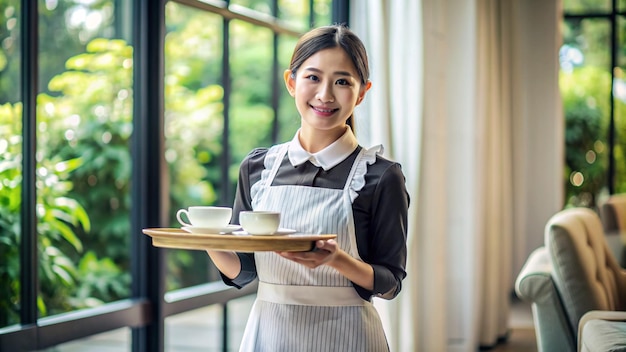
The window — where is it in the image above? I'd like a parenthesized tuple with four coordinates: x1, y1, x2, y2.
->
(561, 0, 626, 207)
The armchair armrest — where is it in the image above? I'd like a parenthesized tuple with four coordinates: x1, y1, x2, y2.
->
(515, 247, 576, 352)
(578, 310, 626, 352)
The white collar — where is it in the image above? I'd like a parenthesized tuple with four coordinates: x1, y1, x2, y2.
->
(287, 128, 359, 171)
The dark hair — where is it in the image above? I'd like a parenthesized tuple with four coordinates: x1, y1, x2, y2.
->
(289, 25, 370, 130)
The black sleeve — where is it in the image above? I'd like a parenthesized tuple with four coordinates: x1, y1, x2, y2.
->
(355, 162, 409, 300)
(231, 148, 267, 224)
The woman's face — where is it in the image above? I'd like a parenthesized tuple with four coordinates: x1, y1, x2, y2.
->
(285, 47, 370, 137)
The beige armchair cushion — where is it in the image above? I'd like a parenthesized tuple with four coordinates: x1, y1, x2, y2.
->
(578, 310, 626, 352)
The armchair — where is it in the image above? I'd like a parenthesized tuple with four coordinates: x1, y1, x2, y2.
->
(515, 207, 626, 352)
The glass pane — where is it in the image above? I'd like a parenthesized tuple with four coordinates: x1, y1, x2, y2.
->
(615, 16, 626, 193)
(562, 18, 611, 68)
(620, 0, 626, 12)
(164, 2, 224, 290)
(278, 34, 300, 142)
(0, 0, 21, 328)
(165, 305, 224, 350)
(0, 2, 20, 103)
(279, 0, 310, 32)
(226, 295, 255, 348)
(39, 327, 130, 351)
(230, 20, 274, 168)
(561, 18, 611, 207)
(563, 0, 611, 13)
(165, 295, 254, 350)
(231, 0, 273, 16)
(37, 0, 133, 317)
(313, 0, 332, 26)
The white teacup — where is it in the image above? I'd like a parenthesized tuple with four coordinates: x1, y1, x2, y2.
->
(176, 206, 232, 229)
(239, 211, 280, 235)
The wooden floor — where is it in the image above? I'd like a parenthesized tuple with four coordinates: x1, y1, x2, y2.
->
(486, 299, 537, 352)
(489, 328, 537, 352)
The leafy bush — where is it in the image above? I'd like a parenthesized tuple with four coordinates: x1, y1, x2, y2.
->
(560, 66, 611, 207)
(0, 102, 90, 324)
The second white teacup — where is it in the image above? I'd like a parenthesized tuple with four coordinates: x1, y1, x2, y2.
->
(176, 206, 232, 229)
(239, 211, 280, 235)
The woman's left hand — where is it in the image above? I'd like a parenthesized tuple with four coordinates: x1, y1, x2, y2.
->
(277, 239, 339, 268)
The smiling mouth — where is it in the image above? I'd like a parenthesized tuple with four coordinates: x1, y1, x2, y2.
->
(311, 105, 339, 114)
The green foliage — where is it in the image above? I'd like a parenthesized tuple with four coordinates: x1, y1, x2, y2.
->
(0, 103, 22, 326)
(164, 4, 225, 216)
(0, 0, 20, 104)
(0, 36, 137, 323)
(39, 38, 134, 282)
(70, 251, 130, 308)
(0, 102, 91, 324)
(561, 66, 610, 207)
(0, 0, 118, 104)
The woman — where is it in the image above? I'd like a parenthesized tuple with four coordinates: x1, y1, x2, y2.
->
(207, 25, 409, 352)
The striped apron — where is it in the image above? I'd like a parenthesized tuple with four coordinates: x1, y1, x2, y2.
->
(238, 143, 389, 352)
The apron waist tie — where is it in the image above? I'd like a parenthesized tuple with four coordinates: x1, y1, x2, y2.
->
(257, 281, 368, 307)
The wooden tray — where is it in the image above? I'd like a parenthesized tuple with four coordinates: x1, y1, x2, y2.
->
(142, 228, 337, 252)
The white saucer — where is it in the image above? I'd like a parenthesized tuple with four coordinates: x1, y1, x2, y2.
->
(182, 225, 241, 234)
(232, 228, 297, 236)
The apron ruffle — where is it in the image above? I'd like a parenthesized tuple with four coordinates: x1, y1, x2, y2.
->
(348, 144, 383, 203)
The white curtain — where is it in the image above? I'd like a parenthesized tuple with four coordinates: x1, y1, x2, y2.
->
(351, 0, 563, 351)
(351, 0, 432, 350)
